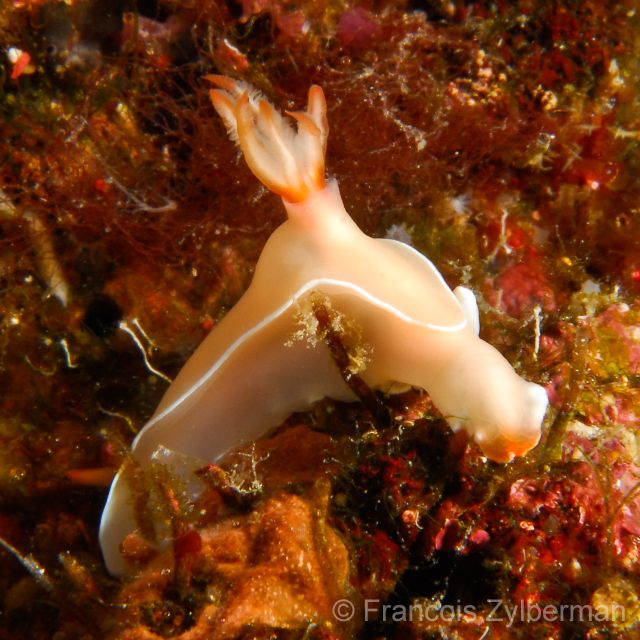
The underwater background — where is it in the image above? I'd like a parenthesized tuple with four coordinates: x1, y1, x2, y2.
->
(1, 1, 640, 638)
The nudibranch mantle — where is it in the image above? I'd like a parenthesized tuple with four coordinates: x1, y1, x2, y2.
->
(100, 76, 548, 575)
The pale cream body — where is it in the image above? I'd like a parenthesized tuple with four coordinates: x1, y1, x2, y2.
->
(100, 78, 548, 575)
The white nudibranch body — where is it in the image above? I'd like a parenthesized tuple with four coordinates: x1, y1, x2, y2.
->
(99, 76, 548, 575)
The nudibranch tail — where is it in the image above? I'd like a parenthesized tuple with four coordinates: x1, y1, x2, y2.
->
(206, 75, 328, 203)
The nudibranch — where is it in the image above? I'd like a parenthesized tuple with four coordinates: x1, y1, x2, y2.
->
(100, 76, 548, 574)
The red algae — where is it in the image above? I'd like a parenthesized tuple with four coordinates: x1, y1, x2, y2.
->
(1, 1, 640, 639)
